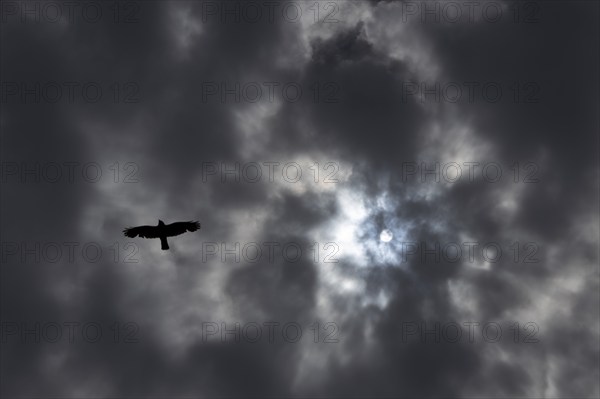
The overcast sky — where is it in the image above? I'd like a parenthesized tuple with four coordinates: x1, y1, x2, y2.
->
(1, 1, 599, 397)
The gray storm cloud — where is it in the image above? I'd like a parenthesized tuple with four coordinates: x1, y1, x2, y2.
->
(1, 1, 598, 397)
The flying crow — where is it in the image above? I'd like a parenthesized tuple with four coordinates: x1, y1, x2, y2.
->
(123, 220, 200, 250)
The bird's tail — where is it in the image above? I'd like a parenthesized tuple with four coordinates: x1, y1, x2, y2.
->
(160, 237, 169, 250)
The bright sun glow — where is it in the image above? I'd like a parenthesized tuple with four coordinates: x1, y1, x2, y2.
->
(379, 229, 393, 242)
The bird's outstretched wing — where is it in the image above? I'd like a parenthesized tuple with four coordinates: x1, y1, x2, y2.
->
(123, 225, 160, 238)
(164, 221, 201, 237)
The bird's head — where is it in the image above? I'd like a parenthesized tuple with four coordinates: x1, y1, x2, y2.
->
(158, 219, 165, 226)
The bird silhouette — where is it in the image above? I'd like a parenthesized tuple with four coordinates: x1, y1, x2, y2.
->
(123, 220, 200, 250)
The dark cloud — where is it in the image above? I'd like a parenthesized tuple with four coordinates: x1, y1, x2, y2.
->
(1, 1, 598, 397)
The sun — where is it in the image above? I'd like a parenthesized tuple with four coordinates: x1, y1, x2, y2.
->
(379, 229, 393, 243)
